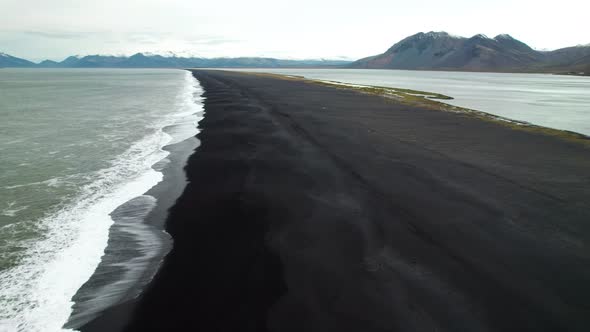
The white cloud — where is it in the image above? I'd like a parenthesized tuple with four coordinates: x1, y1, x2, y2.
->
(0, 0, 588, 61)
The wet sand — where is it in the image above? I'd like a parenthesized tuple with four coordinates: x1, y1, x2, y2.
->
(82, 70, 590, 332)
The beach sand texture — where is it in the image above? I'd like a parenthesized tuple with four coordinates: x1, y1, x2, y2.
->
(82, 70, 590, 332)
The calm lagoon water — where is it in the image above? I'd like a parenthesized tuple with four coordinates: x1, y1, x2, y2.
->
(233, 68, 590, 136)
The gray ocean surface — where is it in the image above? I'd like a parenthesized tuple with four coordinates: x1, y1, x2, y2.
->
(233, 68, 590, 136)
(0, 68, 203, 331)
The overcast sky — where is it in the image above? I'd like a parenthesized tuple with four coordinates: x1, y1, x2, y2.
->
(1, 0, 588, 62)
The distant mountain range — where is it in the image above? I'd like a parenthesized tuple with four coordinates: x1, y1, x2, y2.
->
(2, 33, 589, 74)
(0, 52, 351, 69)
(350, 32, 590, 74)
(0, 52, 36, 67)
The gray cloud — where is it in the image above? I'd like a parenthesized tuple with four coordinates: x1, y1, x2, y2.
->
(3, 0, 586, 60)
(23, 30, 91, 40)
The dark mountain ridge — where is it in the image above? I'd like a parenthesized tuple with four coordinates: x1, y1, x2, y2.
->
(351, 32, 590, 74)
(0, 52, 36, 67)
(2, 33, 589, 74)
(0, 52, 351, 68)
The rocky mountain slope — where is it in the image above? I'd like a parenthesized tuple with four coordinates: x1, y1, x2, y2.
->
(0, 52, 35, 67)
(351, 32, 590, 74)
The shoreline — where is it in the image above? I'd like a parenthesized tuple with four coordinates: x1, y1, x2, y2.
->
(66, 70, 203, 330)
(254, 73, 590, 145)
(313, 78, 590, 144)
(67, 135, 199, 330)
(82, 70, 590, 331)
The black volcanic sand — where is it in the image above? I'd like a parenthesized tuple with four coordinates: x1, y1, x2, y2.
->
(82, 70, 590, 332)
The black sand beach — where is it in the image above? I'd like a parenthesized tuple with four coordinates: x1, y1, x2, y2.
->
(82, 70, 590, 332)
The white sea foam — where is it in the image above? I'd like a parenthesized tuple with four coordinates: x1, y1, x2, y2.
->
(166, 72, 203, 145)
(0, 202, 29, 217)
(4, 175, 79, 190)
(0, 70, 204, 332)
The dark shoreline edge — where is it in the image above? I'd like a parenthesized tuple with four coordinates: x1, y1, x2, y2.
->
(81, 69, 287, 332)
(82, 70, 590, 332)
(74, 112, 201, 330)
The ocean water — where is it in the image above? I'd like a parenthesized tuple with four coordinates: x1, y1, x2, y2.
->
(0, 69, 203, 331)
(232, 68, 590, 136)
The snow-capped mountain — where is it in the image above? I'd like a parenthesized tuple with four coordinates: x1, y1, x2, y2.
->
(31, 52, 351, 68)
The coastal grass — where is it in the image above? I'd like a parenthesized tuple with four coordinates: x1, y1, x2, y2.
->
(246, 72, 590, 147)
